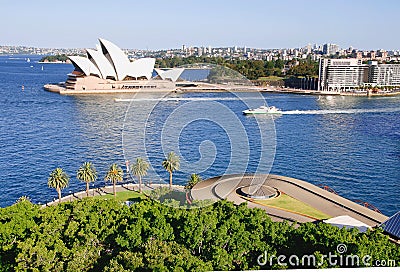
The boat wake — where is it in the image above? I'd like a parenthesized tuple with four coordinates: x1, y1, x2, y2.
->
(115, 97, 260, 102)
(115, 98, 400, 115)
(282, 108, 400, 115)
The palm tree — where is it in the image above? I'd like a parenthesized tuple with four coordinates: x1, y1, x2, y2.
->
(77, 162, 98, 197)
(162, 152, 180, 190)
(130, 158, 149, 193)
(48, 168, 70, 202)
(104, 163, 124, 199)
(185, 173, 202, 190)
(185, 173, 202, 204)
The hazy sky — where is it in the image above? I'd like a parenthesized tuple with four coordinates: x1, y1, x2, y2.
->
(1, 0, 399, 50)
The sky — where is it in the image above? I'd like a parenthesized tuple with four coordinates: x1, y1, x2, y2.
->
(1, 0, 399, 50)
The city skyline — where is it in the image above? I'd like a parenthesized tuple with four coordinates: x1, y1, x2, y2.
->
(1, 0, 399, 50)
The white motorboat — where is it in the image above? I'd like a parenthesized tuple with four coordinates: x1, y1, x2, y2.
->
(242, 105, 282, 115)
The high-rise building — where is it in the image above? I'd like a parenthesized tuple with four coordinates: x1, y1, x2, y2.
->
(356, 51, 363, 59)
(318, 58, 368, 92)
(368, 62, 400, 86)
(322, 43, 340, 55)
(319, 58, 400, 92)
(369, 51, 376, 59)
(306, 44, 312, 54)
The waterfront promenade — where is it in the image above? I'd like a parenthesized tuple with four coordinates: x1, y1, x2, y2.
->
(45, 173, 388, 228)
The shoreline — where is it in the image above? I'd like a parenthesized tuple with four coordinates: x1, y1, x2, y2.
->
(263, 88, 400, 97)
(44, 83, 400, 97)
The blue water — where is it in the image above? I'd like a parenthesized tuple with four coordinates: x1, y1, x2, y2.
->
(0, 55, 399, 216)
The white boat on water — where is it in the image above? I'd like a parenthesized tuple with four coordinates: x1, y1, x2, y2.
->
(242, 105, 282, 115)
(114, 98, 134, 102)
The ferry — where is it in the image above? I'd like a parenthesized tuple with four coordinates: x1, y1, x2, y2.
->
(242, 105, 282, 115)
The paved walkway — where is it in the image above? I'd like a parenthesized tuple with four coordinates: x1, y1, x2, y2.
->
(191, 174, 388, 226)
(43, 183, 185, 207)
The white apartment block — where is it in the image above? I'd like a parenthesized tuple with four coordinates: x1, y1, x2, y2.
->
(318, 59, 367, 92)
(368, 61, 400, 86)
(318, 58, 400, 92)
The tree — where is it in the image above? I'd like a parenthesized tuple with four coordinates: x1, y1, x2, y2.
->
(104, 163, 124, 199)
(77, 162, 98, 197)
(0, 199, 399, 270)
(130, 158, 149, 193)
(47, 168, 70, 202)
(184, 174, 202, 205)
(185, 173, 202, 190)
(162, 152, 180, 190)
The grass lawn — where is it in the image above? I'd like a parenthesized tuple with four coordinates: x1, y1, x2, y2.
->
(257, 76, 284, 81)
(253, 193, 331, 220)
(94, 190, 148, 202)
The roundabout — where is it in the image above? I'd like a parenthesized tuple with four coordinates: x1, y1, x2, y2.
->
(237, 184, 279, 199)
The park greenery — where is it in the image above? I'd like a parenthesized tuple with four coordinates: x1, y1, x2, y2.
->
(0, 197, 399, 271)
(47, 153, 179, 202)
(156, 56, 319, 80)
(253, 194, 331, 220)
(11, 156, 399, 270)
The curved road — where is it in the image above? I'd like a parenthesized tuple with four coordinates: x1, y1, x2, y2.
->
(191, 174, 388, 226)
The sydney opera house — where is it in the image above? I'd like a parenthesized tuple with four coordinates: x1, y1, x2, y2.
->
(44, 38, 184, 94)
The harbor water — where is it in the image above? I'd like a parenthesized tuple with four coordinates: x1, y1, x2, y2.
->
(0, 55, 398, 215)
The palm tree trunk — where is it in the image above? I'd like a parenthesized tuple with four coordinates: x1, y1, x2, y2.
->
(169, 171, 172, 190)
(113, 181, 116, 199)
(86, 182, 89, 197)
(139, 176, 142, 193)
(57, 187, 62, 202)
(186, 191, 192, 205)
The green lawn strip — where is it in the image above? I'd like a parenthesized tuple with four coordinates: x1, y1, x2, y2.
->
(257, 76, 284, 81)
(254, 193, 331, 220)
(94, 190, 148, 202)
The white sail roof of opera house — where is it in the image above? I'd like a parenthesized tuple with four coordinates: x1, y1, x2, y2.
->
(86, 48, 117, 80)
(68, 38, 156, 81)
(68, 56, 102, 78)
(155, 68, 185, 82)
(126, 57, 156, 81)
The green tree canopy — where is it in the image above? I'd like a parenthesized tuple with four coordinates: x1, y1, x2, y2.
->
(0, 199, 398, 271)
